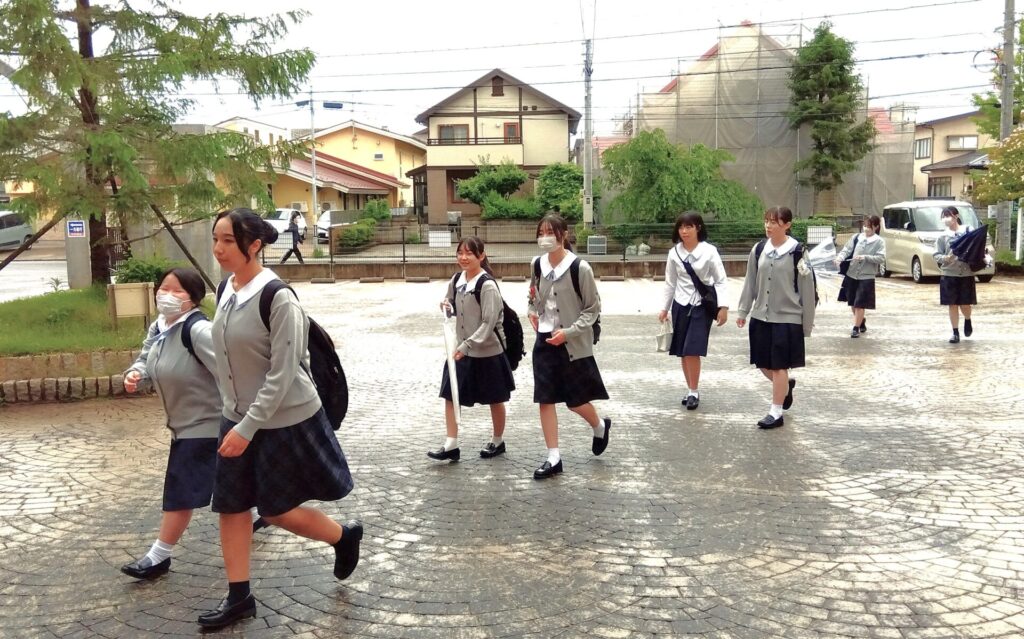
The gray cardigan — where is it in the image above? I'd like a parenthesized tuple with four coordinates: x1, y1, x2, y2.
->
(836, 233, 886, 281)
(445, 275, 505, 358)
(528, 255, 601, 360)
(212, 285, 321, 440)
(126, 312, 222, 439)
(933, 227, 975, 277)
(737, 243, 816, 337)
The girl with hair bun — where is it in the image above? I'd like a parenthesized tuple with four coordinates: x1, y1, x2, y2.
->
(198, 208, 360, 629)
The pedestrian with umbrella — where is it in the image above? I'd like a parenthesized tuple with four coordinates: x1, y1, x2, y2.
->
(933, 206, 980, 344)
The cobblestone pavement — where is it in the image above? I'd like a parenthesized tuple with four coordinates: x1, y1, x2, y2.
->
(2, 274, 1024, 638)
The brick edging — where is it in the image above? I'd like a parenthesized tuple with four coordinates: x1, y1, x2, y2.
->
(0, 374, 146, 405)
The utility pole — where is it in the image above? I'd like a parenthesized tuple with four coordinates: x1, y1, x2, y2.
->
(583, 39, 594, 227)
(307, 88, 319, 221)
(999, 0, 1015, 249)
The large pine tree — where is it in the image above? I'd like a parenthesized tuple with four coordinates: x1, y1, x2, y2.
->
(0, 1, 315, 284)
(787, 22, 876, 210)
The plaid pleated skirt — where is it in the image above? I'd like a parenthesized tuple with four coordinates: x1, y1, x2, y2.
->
(940, 275, 977, 306)
(211, 408, 354, 517)
(748, 318, 805, 371)
(668, 301, 714, 357)
(840, 277, 877, 309)
(532, 333, 609, 407)
(162, 437, 217, 511)
(439, 353, 515, 406)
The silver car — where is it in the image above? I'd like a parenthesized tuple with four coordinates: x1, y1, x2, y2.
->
(879, 200, 995, 283)
(0, 211, 33, 251)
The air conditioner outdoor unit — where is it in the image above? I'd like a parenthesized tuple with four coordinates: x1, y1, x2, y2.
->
(321, 201, 338, 211)
(288, 201, 308, 212)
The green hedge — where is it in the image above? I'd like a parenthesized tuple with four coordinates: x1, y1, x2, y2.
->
(337, 219, 377, 247)
(361, 199, 390, 223)
(112, 255, 183, 284)
(479, 192, 542, 220)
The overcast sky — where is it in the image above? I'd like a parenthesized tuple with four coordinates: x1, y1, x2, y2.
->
(0, 0, 1007, 137)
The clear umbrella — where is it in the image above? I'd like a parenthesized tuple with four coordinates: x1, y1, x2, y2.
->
(442, 304, 461, 429)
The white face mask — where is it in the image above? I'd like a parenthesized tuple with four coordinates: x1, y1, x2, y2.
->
(537, 236, 559, 252)
(156, 292, 189, 317)
(942, 217, 956, 229)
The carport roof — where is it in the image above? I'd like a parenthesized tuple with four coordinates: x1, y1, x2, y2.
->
(920, 151, 989, 172)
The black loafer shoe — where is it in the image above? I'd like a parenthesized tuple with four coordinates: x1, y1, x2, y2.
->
(120, 556, 170, 580)
(964, 319, 973, 337)
(850, 327, 860, 338)
(479, 442, 506, 458)
(592, 417, 612, 456)
(333, 520, 363, 580)
(685, 395, 699, 410)
(859, 320, 867, 333)
(197, 594, 256, 628)
(782, 379, 796, 410)
(252, 516, 269, 533)
(949, 333, 960, 344)
(426, 447, 460, 462)
(533, 460, 563, 479)
(757, 414, 784, 429)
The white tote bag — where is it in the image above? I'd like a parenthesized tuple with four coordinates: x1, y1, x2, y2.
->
(655, 320, 673, 352)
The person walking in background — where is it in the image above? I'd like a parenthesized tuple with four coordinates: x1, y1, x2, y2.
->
(527, 214, 610, 479)
(934, 206, 977, 344)
(736, 206, 816, 430)
(199, 208, 359, 629)
(120, 268, 220, 580)
(834, 215, 886, 338)
(659, 211, 728, 410)
(279, 210, 305, 264)
(428, 237, 516, 462)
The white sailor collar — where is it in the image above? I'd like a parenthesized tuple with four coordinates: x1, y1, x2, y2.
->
(219, 268, 280, 309)
(455, 270, 485, 291)
(540, 250, 577, 281)
(764, 236, 798, 258)
(674, 241, 710, 262)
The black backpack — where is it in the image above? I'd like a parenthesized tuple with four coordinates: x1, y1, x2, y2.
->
(754, 239, 819, 307)
(180, 311, 209, 363)
(217, 279, 348, 429)
(532, 256, 602, 343)
(449, 272, 526, 371)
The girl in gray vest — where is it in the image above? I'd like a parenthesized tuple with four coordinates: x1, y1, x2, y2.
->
(527, 214, 610, 479)
(429, 236, 516, 462)
(933, 206, 977, 344)
(120, 268, 219, 580)
(198, 208, 359, 630)
(834, 215, 886, 338)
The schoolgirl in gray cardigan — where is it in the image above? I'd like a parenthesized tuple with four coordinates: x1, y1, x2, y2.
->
(835, 215, 886, 338)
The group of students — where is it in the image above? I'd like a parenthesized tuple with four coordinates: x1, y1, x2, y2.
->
(120, 205, 980, 629)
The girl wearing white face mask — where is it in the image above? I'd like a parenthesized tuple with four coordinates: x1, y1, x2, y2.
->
(834, 215, 886, 338)
(933, 206, 976, 343)
(527, 214, 610, 479)
(120, 268, 223, 581)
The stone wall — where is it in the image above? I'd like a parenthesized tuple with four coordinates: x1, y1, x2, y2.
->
(0, 349, 139, 383)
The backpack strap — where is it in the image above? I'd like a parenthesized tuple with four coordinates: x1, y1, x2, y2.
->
(791, 244, 804, 294)
(532, 256, 541, 282)
(258, 279, 292, 330)
(179, 311, 208, 362)
(215, 278, 229, 305)
(569, 256, 583, 301)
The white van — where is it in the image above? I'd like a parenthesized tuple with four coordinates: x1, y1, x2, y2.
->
(879, 200, 995, 283)
(0, 211, 33, 251)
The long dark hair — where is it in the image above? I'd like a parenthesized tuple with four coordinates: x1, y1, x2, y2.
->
(673, 211, 708, 243)
(941, 206, 961, 223)
(456, 236, 494, 276)
(156, 267, 206, 307)
(215, 207, 278, 262)
(536, 213, 572, 250)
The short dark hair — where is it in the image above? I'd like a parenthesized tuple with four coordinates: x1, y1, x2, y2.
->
(157, 267, 206, 306)
(764, 206, 793, 224)
(941, 206, 961, 223)
(214, 207, 278, 262)
(673, 211, 708, 243)
(864, 215, 881, 233)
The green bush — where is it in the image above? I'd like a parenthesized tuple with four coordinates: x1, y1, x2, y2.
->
(406, 231, 421, 244)
(790, 217, 838, 243)
(112, 255, 182, 284)
(361, 199, 391, 223)
(574, 222, 593, 252)
(995, 249, 1020, 266)
(337, 219, 377, 247)
(479, 192, 542, 220)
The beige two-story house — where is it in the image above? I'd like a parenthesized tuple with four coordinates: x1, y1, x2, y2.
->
(913, 111, 992, 201)
(407, 69, 581, 225)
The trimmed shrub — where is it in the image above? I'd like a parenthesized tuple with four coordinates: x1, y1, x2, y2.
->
(337, 219, 377, 247)
(112, 255, 182, 284)
(361, 199, 390, 223)
(479, 192, 542, 220)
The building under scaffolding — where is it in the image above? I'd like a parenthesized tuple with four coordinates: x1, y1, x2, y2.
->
(636, 22, 915, 219)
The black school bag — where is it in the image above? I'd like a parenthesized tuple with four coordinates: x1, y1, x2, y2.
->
(449, 272, 526, 371)
(532, 256, 602, 343)
(217, 279, 348, 429)
(754, 239, 819, 307)
(180, 311, 209, 362)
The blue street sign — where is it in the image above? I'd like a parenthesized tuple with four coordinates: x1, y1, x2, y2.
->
(67, 220, 86, 238)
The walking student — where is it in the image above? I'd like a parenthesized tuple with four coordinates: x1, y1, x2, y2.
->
(200, 208, 359, 629)
(428, 237, 516, 462)
(120, 268, 220, 580)
(934, 205, 977, 344)
(527, 214, 610, 479)
(834, 215, 886, 338)
(736, 206, 816, 430)
(279, 210, 305, 264)
(659, 211, 728, 410)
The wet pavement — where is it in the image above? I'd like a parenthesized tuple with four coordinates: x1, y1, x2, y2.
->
(2, 274, 1024, 638)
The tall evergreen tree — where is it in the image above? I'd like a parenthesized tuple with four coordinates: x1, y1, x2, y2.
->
(0, 1, 315, 285)
(787, 22, 876, 209)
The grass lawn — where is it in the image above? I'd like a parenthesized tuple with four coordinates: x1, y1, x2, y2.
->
(0, 286, 147, 356)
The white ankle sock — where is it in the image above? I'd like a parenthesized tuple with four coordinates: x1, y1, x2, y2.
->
(444, 437, 459, 451)
(490, 435, 503, 446)
(250, 508, 260, 522)
(769, 404, 783, 419)
(591, 418, 606, 439)
(144, 539, 174, 564)
(688, 388, 698, 398)
(547, 448, 561, 465)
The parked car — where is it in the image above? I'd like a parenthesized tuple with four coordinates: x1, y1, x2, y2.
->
(879, 200, 995, 283)
(316, 210, 332, 244)
(263, 208, 307, 241)
(0, 211, 33, 251)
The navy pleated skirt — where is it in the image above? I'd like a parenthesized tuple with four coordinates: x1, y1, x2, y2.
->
(748, 318, 805, 371)
(840, 277, 877, 309)
(532, 333, 609, 407)
(211, 408, 354, 517)
(668, 301, 714, 357)
(439, 353, 516, 406)
(940, 275, 977, 306)
(162, 437, 217, 511)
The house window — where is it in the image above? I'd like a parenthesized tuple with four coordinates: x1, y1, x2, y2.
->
(374, 152, 384, 161)
(447, 169, 476, 204)
(947, 135, 978, 151)
(914, 138, 931, 160)
(492, 76, 504, 96)
(438, 124, 469, 144)
(503, 122, 520, 143)
(928, 176, 952, 198)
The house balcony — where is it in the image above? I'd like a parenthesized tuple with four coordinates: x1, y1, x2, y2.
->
(425, 137, 524, 166)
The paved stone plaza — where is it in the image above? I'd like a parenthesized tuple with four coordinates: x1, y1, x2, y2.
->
(2, 274, 1024, 638)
